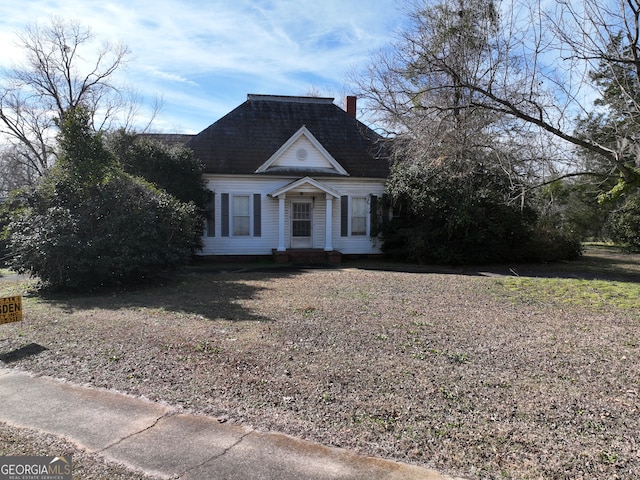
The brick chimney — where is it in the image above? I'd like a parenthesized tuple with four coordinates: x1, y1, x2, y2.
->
(346, 96, 357, 118)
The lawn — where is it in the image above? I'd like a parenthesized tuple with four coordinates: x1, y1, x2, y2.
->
(1, 245, 639, 479)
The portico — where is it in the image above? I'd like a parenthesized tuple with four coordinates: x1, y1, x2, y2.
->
(268, 177, 341, 252)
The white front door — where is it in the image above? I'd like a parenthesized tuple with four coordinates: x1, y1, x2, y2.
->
(291, 200, 312, 248)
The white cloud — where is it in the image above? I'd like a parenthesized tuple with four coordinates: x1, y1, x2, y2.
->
(0, 0, 404, 132)
(142, 67, 199, 87)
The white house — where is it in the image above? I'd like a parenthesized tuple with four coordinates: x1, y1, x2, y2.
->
(186, 94, 391, 262)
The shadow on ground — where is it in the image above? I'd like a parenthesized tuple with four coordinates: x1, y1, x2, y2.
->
(344, 244, 640, 283)
(32, 268, 308, 323)
(5, 245, 640, 323)
(0, 343, 48, 363)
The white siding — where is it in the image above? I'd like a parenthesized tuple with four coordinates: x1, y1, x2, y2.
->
(199, 175, 386, 256)
(332, 182, 386, 254)
(275, 137, 335, 170)
(200, 176, 280, 255)
(312, 198, 326, 248)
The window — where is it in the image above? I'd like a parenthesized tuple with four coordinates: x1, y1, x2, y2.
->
(292, 202, 311, 237)
(221, 193, 261, 237)
(233, 195, 250, 236)
(351, 197, 367, 235)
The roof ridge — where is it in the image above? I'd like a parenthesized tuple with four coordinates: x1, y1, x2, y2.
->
(247, 94, 334, 104)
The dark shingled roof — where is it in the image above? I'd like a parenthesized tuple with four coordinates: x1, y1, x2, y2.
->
(139, 133, 196, 147)
(187, 94, 390, 178)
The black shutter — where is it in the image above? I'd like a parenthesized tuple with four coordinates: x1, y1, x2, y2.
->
(206, 193, 216, 237)
(221, 193, 229, 237)
(370, 195, 378, 235)
(253, 194, 261, 237)
(341, 195, 349, 237)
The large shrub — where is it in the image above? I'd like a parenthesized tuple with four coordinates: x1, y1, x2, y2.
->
(0, 198, 14, 268)
(8, 176, 199, 290)
(608, 192, 640, 251)
(534, 178, 616, 242)
(381, 158, 581, 264)
(107, 131, 211, 211)
(6, 107, 201, 290)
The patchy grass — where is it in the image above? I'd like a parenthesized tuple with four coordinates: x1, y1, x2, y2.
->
(499, 277, 640, 309)
(0, 246, 639, 480)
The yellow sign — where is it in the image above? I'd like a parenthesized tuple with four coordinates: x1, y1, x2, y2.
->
(0, 296, 22, 325)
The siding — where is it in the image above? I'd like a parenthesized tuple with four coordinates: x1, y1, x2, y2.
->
(274, 137, 335, 170)
(199, 175, 386, 256)
(331, 183, 386, 254)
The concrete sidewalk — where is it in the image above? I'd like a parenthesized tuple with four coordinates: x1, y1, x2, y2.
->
(0, 368, 466, 480)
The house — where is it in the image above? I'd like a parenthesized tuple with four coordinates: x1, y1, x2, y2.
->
(186, 94, 390, 262)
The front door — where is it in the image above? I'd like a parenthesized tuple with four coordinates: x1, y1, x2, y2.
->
(291, 201, 312, 248)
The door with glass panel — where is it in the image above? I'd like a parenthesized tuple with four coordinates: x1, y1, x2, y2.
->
(291, 201, 312, 248)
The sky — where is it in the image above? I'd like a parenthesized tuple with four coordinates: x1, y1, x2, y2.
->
(0, 0, 406, 134)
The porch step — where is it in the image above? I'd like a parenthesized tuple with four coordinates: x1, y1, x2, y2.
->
(272, 249, 342, 264)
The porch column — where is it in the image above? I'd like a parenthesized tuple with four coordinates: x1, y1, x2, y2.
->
(277, 194, 286, 252)
(324, 194, 333, 251)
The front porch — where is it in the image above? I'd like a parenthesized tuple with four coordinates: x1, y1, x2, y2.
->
(272, 249, 342, 264)
(269, 177, 341, 253)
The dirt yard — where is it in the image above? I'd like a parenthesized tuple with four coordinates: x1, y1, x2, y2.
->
(1, 246, 639, 479)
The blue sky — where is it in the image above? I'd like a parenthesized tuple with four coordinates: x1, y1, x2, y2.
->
(0, 0, 406, 134)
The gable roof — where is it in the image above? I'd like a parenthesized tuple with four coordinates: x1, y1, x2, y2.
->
(187, 94, 390, 178)
(255, 126, 349, 176)
(268, 176, 342, 198)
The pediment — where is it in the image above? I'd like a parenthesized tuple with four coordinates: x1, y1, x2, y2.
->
(268, 176, 341, 198)
(255, 126, 349, 176)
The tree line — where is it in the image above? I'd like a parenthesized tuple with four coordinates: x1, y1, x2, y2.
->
(356, 0, 640, 262)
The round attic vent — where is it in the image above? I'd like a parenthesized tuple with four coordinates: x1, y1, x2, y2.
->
(296, 148, 308, 161)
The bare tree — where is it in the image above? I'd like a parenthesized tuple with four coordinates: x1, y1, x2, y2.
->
(356, 0, 640, 194)
(0, 17, 132, 184)
(0, 147, 39, 196)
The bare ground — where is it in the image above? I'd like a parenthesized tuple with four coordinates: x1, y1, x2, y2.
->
(1, 246, 639, 479)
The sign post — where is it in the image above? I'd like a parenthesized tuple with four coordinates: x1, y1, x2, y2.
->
(0, 296, 22, 325)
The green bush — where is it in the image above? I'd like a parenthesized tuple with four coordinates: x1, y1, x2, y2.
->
(380, 157, 583, 265)
(608, 192, 640, 251)
(107, 131, 211, 210)
(0, 200, 12, 268)
(6, 107, 202, 290)
(8, 175, 200, 290)
(524, 225, 584, 262)
(381, 159, 540, 264)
